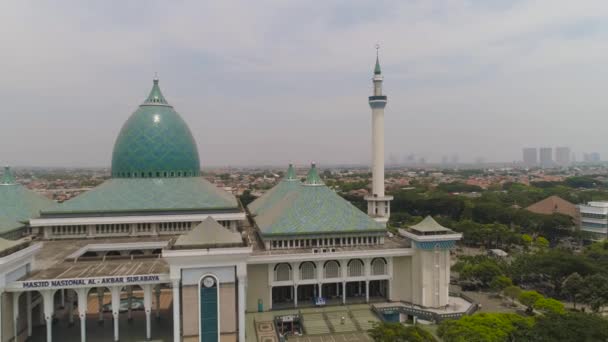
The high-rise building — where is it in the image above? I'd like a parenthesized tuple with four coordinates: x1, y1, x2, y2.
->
(522, 148, 537, 167)
(583, 152, 601, 163)
(555, 147, 571, 166)
(365, 48, 392, 226)
(539, 147, 553, 168)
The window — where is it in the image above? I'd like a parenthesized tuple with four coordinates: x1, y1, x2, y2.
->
(371, 258, 387, 275)
(275, 263, 292, 281)
(348, 259, 364, 277)
(324, 260, 340, 278)
(300, 262, 316, 280)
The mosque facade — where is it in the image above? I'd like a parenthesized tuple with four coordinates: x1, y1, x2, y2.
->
(0, 57, 464, 342)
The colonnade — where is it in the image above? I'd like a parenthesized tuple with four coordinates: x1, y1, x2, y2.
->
(4, 282, 169, 342)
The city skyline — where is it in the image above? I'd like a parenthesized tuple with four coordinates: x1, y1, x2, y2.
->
(2, 1, 608, 167)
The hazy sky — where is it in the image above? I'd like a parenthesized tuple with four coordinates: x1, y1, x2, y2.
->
(1, 0, 608, 167)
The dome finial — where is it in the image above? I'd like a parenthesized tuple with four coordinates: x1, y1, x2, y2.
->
(304, 162, 323, 186)
(143, 77, 169, 106)
(1, 166, 16, 185)
(374, 43, 382, 75)
(286, 163, 297, 181)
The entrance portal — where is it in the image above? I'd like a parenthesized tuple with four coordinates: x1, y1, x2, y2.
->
(199, 275, 219, 342)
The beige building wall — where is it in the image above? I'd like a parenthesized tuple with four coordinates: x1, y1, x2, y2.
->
(390, 256, 412, 302)
(411, 248, 451, 308)
(181, 283, 238, 340)
(246, 264, 269, 312)
(182, 285, 198, 338)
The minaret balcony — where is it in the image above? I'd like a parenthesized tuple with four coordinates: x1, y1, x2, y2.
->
(368, 95, 387, 101)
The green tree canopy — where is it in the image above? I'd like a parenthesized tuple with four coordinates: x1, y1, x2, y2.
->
(561, 272, 583, 309)
(514, 312, 608, 342)
(438, 313, 532, 342)
(368, 322, 437, 342)
(519, 290, 544, 310)
(534, 297, 565, 315)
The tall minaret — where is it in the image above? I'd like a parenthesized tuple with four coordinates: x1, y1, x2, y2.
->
(365, 46, 393, 226)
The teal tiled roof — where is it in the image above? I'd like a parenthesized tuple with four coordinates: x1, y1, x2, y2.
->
(174, 217, 242, 248)
(0, 171, 55, 234)
(410, 216, 450, 233)
(42, 177, 238, 215)
(111, 79, 200, 178)
(248, 165, 301, 216)
(254, 182, 384, 237)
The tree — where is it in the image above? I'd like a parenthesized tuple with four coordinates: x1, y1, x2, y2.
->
(490, 275, 513, 292)
(438, 313, 532, 342)
(503, 286, 522, 304)
(239, 189, 256, 206)
(534, 236, 549, 249)
(368, 322, 437, 342)
(508, 250, 596, 296)
(521, 234, 533, 250)
(562, 273, 583, 309)
(534, 297, 565, 315)
(580, 274, 608, 312)
(519, 290, 543, 312)
(514, 312, 608, 342)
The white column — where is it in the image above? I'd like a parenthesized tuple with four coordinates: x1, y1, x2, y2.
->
(97, 288, 104, 323)
(127, 286, 133, 321)
(318, 283, 322, 299)
(13, 292, 20, 342)
(172, 280, 181, 342)
(0, 291, 3, 342)
(26, 291, 32, 337)
(68, 290, 75, 326)
(155, 285, 162, 319)
(110, 286, 121, 342)
(42, 290, 55, 342)
(342, 282, 346, 305)
(76, 288, 88, 342)
(143, 285, 152, 340)
(237, 273, 247, 342)
(365, 280, 370, 303)
(294, 285, 298, 308)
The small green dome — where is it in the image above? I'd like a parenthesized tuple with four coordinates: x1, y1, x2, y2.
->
(111, 79, 200, 178)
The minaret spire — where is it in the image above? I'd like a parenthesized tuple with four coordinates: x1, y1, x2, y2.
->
(365, 45, 393, 226)
(374, 44, 382, 75)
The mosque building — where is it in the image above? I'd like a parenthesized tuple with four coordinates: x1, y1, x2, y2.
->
(0, 55, 468, 342)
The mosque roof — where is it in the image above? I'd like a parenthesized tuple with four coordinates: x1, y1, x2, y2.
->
(42, 79, 240, 216)
(111, 79, 200, 178)
(409, 216, 451, 233)
(41, 177, 238, 216)
(252, 164, 384, 237)
(174, 217, 243, 248)
(0, 167, 55, 234)
(248, 164, 300, 216)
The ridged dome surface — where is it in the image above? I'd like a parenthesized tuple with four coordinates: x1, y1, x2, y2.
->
(111, 80, 200, 178)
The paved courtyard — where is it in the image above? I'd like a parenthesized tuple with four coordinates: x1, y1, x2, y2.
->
(247, 304, 380, 342)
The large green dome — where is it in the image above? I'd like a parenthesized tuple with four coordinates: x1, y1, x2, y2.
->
(111, 79, 201, 178)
